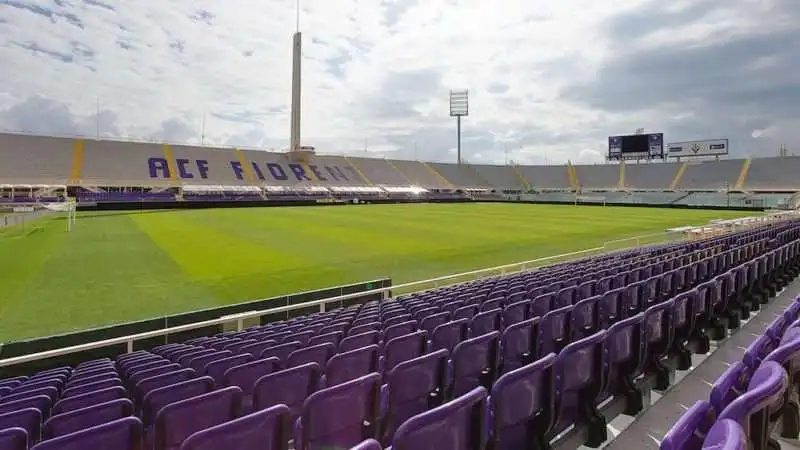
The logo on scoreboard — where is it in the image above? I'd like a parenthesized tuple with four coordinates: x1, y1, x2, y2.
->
(667, 139, 729, 158)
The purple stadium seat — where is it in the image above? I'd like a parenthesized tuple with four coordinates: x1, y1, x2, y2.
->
(340, 331, 381, 354)
(537, 305, 573, 357)
(141, 377, 214, 427)
(62, 378, 122, 399)
(489, 353, 555, 450)
(42, 398, 133, 440)
(382, 350, 449, 444)
(29, 417, 143, 450)
(309, 331, 345, 349)
(388, 387, 487, 450)
(187, 350, 231, 374)
(384, 331, 428, 373)
(128, 364, 181, 388)
(134, 369, 196, 408)
(501, 301, 529, 328)
(498, 318, 539, 375)
(701, 419, 747, 450)
(384, 321, 417, 342)
(153, 387, 243, 450)
(598, 313, 646, 414)
(0, 396, 52, 419)
(0, 408, 42, 444)
(0, 427, 27, 450)
(717, 361, 788, 450)
(203, 355, 251, 386)
(710, 362, 748, 415)
(450, 331, 499, 397)
(294, 373, 382, 450)
(253, 363, 321, 420)
(0, 378, 27, 391)
(287, 343, 336, 370)
(350, 439, 382, 450)
(431, 320, 469, 353)
(260, 342, 303, 366)
(550, 330, 608, 446)
(179, 404, 290, 450)
(470, 309, 501, 337)
(222, 357, 280, 411)
(325, 345, 380, 387)
(1, 387, 58, 408)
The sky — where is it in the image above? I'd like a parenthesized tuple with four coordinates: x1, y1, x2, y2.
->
(0, 0, 798, 165)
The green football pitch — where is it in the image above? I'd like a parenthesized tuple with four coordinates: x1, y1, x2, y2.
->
(0, 203, 752, 341)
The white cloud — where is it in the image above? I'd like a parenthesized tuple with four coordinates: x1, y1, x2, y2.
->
(0, 0, 796, 165)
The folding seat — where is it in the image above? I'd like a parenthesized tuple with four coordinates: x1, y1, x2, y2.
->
(42, 398, 133, 440)
(352, 317, 380, 330)
(70, 366, 115, 383)
(430, 320, 469, 353)
(498, 318, 539, 375)
(133, 369, 196, 411)
(700, 418, 747, 450)
(222, 357, 280, 412)
(0, 408, 42, 444)
(294, 373, 382, 450)
(0, 377, 27, 391)
(301, 323, 326, 335)
(287, 343, 336, 371)
(181, 404, 291, 450)
(549, 330, 608, 446)
(325, 345, 380, 387)
(413, 307, 439, 323)
(470, 309, 501, 337)
(449, 332, 499, 398)
(389, 386, 487, 450)
(489, 354, 555, 450)
(61, 378, 122, 399)
(152, 387, 242, 450)
(453, 305, 479, 322)
(125, 359, 170, 381)
(537, 305, 573, 357)
(309, 331, 345, 349)
(187, 350, 232, 374)
(30, 416, 143, 450)
(595, 275, 614, 295)
(260, 341, 302, 366)
(349, 439, 381, 450)
(530, 293, 554, 319)
(8, 385, 59, 405)
(598, 314, 647, 415)
(0, 395, 52, 419)
(177, 348, 221, 367)
(421, 313, 450, 336)
(669, 291, 698, 371)
(717, 361, 788, 450)
(572, 296, 601, 340)
(254, 363, 321, 419)
(502, 301, 529, 329)
(267, 331, 294, 344)
(220, 338, 257, 354)
(710, 362, 748, 415)
(480, 298, 503, 313)
(383, 314, 412, 329)
(340, 331, 381, 354)
(0, 427, 27, 450)
(381, 350, 448, 443)
(128, 364, 181, 388)
(644, 299, 676, 391)
(141, 377, 215, 427)
(555, 286, 576, 309)
(31, 368, 70, 381)
(384, 331, 428, 372)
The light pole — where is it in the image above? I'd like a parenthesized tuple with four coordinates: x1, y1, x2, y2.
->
(449, 89, 469, 164)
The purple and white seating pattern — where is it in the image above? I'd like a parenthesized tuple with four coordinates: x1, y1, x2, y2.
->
(0, 220, 799, 450)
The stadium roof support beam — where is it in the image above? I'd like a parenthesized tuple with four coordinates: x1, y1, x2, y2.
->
(734, 158, 752, 191)
(511, 165, 530, 191)
(385, 158, 413, 185)
(424, 162, 455, 189)
(670, 162, 688, 191)
(343, 156, 373, 186)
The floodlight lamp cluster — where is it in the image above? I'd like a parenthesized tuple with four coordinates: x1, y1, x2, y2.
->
(449, 90, 469, 117)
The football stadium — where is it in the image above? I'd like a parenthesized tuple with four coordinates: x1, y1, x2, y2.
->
(3, 12, 800, 450)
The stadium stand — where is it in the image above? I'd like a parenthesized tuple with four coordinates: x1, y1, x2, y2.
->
(427, 162, 490, 188)
(387, 159, 450, 189)
(573, 163, 621, 190)
(746, 156, 800, 191)
(678, 159, 745, 191)
(518, 164, 571, 190)
(345, 157, 409, 187)
(623, 162, 681, 191)
(471, 164, 524, 190)
(1, 217, 799, 449)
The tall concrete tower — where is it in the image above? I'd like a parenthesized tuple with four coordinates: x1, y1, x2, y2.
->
(289, 7, 302, 152)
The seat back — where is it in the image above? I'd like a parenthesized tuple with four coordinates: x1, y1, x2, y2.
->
(142, 377, 214, 427)
(450, 332, 499, 397)
(431, 320, 469, 353)
(384, 331, 427, 372)
(154, 387, 243, 450)
(390, 387, 487, 450)
(660, 400, 715, 450)
(43, 398, 133, 440)
(204, 355, 251, 386)
(295, 373, 381, 450)
(701, 419, 747, 450)
(253, 363, 321, 420)
(383, 350, 449, 443)
(0, 427, 27, 450)
(287, 343, 336, 370)
(325, 345, 380, 387)
(498, 318, 539, 375)
(179, 404, 291, 450)
(0, 408, 41, 444)
(29, 417, 143, 450)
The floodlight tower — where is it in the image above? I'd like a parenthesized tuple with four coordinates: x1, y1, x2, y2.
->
(449, 89, 469, 164)
(289, 1, 302, 152)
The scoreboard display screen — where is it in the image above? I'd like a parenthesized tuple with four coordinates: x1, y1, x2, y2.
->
(608, 133, 664, 159)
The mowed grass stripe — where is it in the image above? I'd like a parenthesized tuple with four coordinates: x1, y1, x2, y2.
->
(0, 204, 752, 342)
(0, 214, 217, 341)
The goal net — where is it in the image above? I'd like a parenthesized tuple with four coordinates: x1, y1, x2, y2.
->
(0, 198, 77, 232)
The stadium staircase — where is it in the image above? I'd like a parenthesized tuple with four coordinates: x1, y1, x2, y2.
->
(670, 162, 689, 190)
(234, 149, 259, 187)
(343, 156, 373, 186)
(384, 159, 413, 185)
(423, 162, 455, 189)
(511, 164, 531, 190)
(68, 138, 84, 186)
(669, 191, 694, 204)
(567, 161, 580, 191)
(618, 160, 625, 189)
(734, 157, 752, 191)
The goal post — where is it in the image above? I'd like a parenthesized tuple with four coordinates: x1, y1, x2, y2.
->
(0, 199, 77, 232)
(574, 195, 607, 207)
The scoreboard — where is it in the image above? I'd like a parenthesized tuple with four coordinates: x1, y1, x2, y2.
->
(608, 133, 664, 160)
